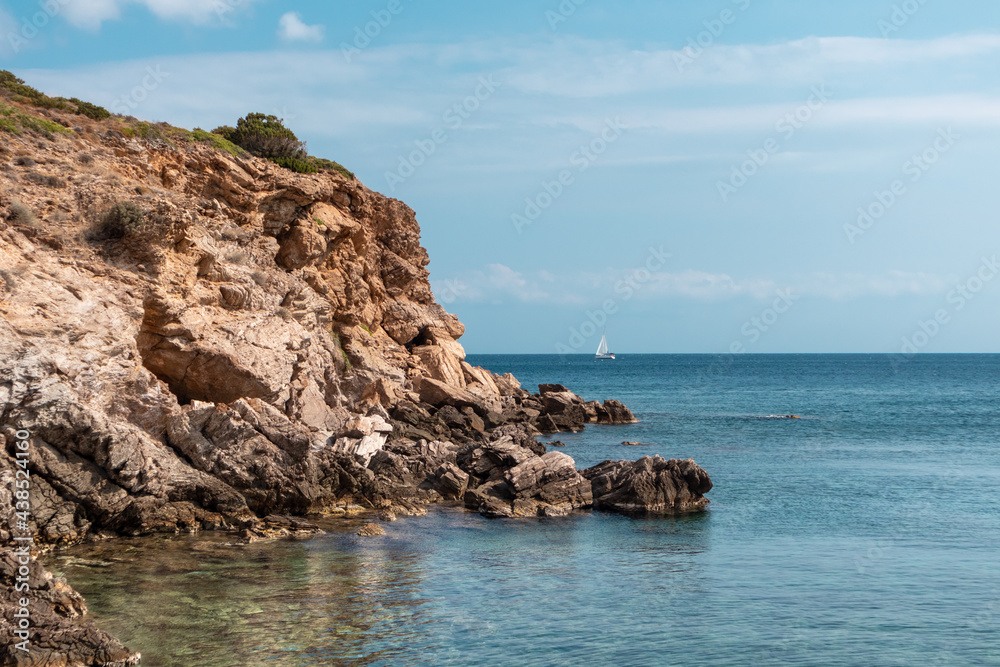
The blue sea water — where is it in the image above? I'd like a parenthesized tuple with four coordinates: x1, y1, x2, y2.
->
(52, 354, 1000, 666)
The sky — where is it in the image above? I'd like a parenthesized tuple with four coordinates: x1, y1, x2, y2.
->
(2, 0, 1000, 354)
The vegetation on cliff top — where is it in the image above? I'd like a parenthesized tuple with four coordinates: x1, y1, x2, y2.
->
(0, 70, 353, 179)
(0, 70, 110, 120)
(215, 113, 354, 179)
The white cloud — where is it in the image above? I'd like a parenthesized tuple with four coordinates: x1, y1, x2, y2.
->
(61, 0, 122, 30)
(61, 0, 258, 30)
(278, 12, 324, 43)
(434, 266, 954, 306)
(502, 34, 1000, 98)
(0, 8, 19, 55)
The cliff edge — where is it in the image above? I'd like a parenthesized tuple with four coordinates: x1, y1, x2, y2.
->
(0, 82, 709, 664)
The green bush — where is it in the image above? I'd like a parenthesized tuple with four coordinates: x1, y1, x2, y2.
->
(191, 128, 245, 157)
(211, 125, 237, 142)
(228, 113, 306, 160)
(69, 97, 111, 120)
(0, 71, 70, 110)
(307, 156, 354, 179)
(0, 103, 72, 138)
(270, 156, 317, 174)
(0, 72, 111, 122)
(218, 112, 354, 179)
(331, 332, 353, 373)
(95, 201, 145, 240)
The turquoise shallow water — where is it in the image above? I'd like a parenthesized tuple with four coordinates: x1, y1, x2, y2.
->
(52, 354, 1000, 665)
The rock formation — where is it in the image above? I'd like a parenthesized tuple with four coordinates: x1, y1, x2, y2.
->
(584, 457, 713, 514)
(0, 87, 710, 663)
(0, 551, 140, 666)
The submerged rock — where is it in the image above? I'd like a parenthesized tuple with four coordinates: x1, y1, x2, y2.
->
(357, 523, 385, 537)
(0, 549, 141, 666)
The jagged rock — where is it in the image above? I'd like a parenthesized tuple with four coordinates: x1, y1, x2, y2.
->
(492, 373, 527, 398)
(413, 344, 466, 388)
(0, 88, 695, 660)
(433, 463, 469, 499)
(0, 550, 141, 666)
(332, 414, 393, 464)
(414, 377, 485, 413)
(357, 523, 384, 536)
(535, 413, 561, 434)
(459, 436, 591, 518)
(583, 456, 713, 515)
(596, 400, 639, 425)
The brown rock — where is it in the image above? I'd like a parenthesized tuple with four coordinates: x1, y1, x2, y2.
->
(434, 463, 470, 499)
(414, 377, 485, 412)
(276, 224, 327, 270)
(596, 399, 639, 424)
(0, 550, 141, 666)
(357, 523, 385, 536)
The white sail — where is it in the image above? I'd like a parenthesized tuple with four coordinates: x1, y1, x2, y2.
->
(596, 333, 609, 356)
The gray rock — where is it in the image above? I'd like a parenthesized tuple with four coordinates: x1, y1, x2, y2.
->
(584, 456, 712, 515)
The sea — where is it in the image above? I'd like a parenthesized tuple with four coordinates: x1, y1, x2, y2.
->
(50, 354, 1000, 666)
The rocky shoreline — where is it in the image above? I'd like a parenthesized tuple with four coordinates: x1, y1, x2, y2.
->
(0, 88, 710, 665)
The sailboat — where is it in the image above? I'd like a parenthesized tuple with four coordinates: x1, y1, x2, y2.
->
(595, 330, 616, 360)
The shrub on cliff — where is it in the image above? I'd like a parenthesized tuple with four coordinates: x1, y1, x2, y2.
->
(69, 97, 111, 120)
(211, 125, 237, 142)
(7, 201, 37, 227)
(191, 128, 245, 157)
(0, 102, 73, 138)
(271, 156, 318, 174)
(92, 201, 146, 240)
(0, 71, 110, 119)
(307, 156, 354, 179)
(227, 113, 306, 160)
(220, 113, 354, 178)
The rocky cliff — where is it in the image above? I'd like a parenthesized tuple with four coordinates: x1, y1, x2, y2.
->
(0, 91, 710, 665)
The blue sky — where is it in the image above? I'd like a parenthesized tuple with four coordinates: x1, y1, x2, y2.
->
(3, 0, 1000, 353)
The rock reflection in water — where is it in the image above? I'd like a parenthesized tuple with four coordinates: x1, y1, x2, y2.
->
(49, 507, 710, 666)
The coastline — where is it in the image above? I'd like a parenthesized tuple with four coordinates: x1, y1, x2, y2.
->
(0, 90, 710, 665)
